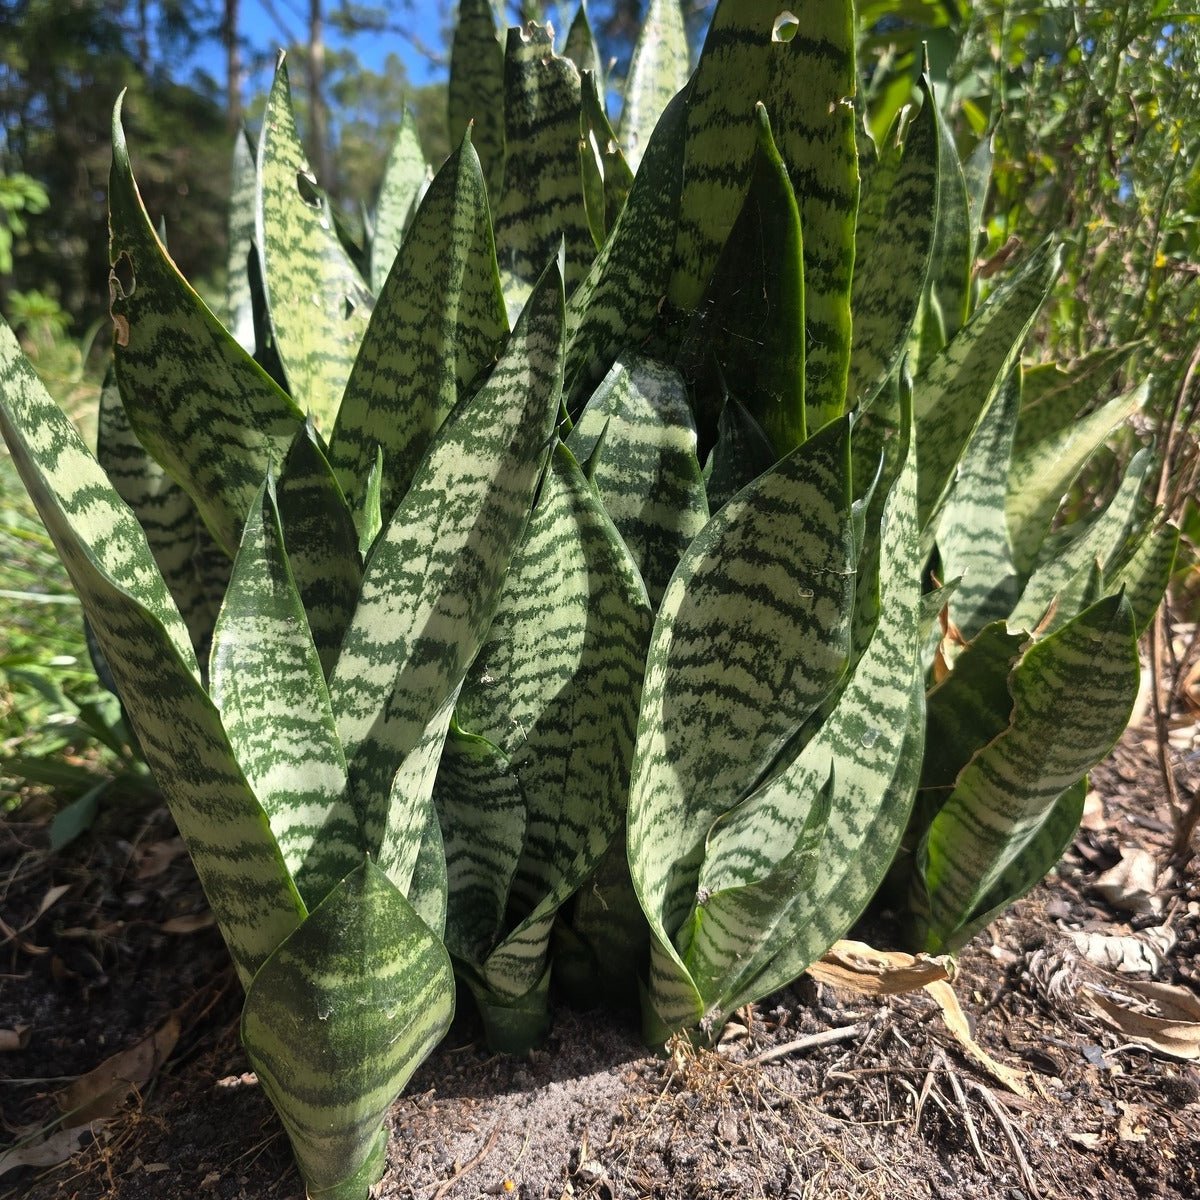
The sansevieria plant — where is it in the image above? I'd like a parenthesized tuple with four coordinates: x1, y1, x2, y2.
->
(0, 1, 1174, 1196)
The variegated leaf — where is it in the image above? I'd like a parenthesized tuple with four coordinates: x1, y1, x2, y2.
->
(703, 395, 776, 515)
(848, 79, 938, 409)
(567, 353, 709, 609)
(226, 127, 257, 353)
(241, 860, 454, 1199)
(449, 0, 506, 203)
(209, 478, 356, 909)
(494, 24, 594, 309)
(1014, 342, 1135, 455)
(564, 1, 605, 93)
(917, 594, 1138, 951)
(564, 86, 688, 409)
(619, 0, 690, 172)
(256, 58, 375, 427)
(1006, 382, 1146, 573)
(683, 104, 807, 453)
(329, 131, 508, 523)
(108, 98, 304, 557)
(369, 109, 430, 294)
(688, 399, 921, 1024)
(434, 724, 527, 965)
(937, 371, 1021, 640)
(580, 71, 634, 246)
(274, 424, 362, 678)
(667, 0, 858, 429)
(1009, 449, 1153, 634)
(924, 89, 972, 341)
(96, 365, 228, 662)
(914, 240, 1061, 534)
(0, 323, 303, 985)
(628, 415, 855, 1029)
(329, 261, 564, 894)
(1109, 521, 1178, 637)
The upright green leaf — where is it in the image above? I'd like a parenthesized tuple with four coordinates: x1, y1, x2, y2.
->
(917, 595, 1138, 951)
(579, 71, 634, 246)
(848, 81, 939, 408)
(564, 86, 688, 408)
(962, 132, 993, 256)
(274, 425, 363, 679)
(1014, 342, 1137, 455)
(494, 24, 594, 307)
(925, 90, 972, 340)
(226, 127, 257, 353)
(449, 0, 506, 202)
(937, 370, 1021, 639)
(96, 365, 227, 661)
(257, 58, 375, 427)
(329, 262, 565, 895)
(1006, 382, 1146, 573)
(628, 416, 855, 1008)
(1009, 449, 1154, 633)
(210, 479, 356, 909)
(0, 324, 303, 985)
(684, 104, 807, 453)
(619, 0, 690, 172)
(1109, 520, 1178, 637)
(703, 395, 776, 514)
(329, 132, 508, 522)
(667, 0, 858, 426)
(914, 241, 1061, 533)
(369, 109, 429, 293)
(564, 1, 605, 93)
(567, 353, 709, 608)
(242, 860, 454, 1200)
(108, 99, 304, 557)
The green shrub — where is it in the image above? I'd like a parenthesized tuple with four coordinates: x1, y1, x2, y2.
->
(0, 2, 1174, 1196)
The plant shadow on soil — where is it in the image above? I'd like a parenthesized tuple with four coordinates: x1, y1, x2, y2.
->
(2, 715, 1199, 1200)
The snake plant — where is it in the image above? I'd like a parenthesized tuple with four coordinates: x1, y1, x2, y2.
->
(0, 1, 1174, 1195)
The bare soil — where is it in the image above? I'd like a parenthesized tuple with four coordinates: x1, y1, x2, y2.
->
(2, 716, 1198, 1200)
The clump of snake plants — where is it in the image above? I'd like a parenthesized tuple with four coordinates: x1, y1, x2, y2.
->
(0, 1, 1175, 1196)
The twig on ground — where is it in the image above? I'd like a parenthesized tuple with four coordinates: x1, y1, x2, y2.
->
(971, 1081, 1041, 1199)
(747, 1023, 866, 1065)
(428, 1124, 501, 1200)
(944, 1058, 988, 1172)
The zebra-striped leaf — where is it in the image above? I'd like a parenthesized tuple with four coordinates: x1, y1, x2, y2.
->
(1110, 520, 1178, 637)
(619, 0, 690, 172)
(329, 130, 508, 523)
(916, 594, 1138, 952)
(667, 0, 858, 429)
(1010, 449, 1154, 634)
(580, 71, 634, 246)
(914, 240, 1061, 534)
(435, 724, 527, 965)
(1014, 342, 1136, 455)
(274, 424, 362, 679)
(564, 85, 688, 409)
(685, 104, 807, 453)
(937, 370, 1021, 640)
(209, 478, 356, 910)
(449, 0, 506, 203)
(848, 79, 938, 409)
(96, 365, 228, 663)
(924, 89, 973, 342)
(328, 260, 564, 895)
(455, 445, 652, 1033)
(257, 58, 375, 427)
(494, 25, 593, 310)
(691, 398, 921, 1024)
(369, 109, 429, 293)
(704, 394, 776, 515)
(226, 127, 257, 353)
(564, 2, 605, 93)
(241, 859, 454, 1200)
(567, 353, 708, 609)
(963, 132, 993, 256)
(1006, 382, 1146, 573)
(0, 323, 303, 985)
(108, 98, 304, 558)
(628, 416, 855, 1030)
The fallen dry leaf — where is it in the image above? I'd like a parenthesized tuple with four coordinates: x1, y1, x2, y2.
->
(1071, 927, 1175, 975)
(133, 837, 187, 880)
(807, 939, 951, 996)
(1083, 979, 1200, 1060)
(55, 1013, 180, 1124)
(159, 911, 215, 934)
(0, 1125, 90, 1179)
(0, 1026, 30, 1052)
(1117, 1100, 1150, 1142)
(924, 979, 1032, 1099)
(1093, 846, 1163, 916)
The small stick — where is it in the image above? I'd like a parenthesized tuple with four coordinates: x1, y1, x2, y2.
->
(972, 1081, 1040, 1199)
(747, 1023, 865, 1065)
(428, 1124, 501, 1200)
(945, 1062, 988, 1172)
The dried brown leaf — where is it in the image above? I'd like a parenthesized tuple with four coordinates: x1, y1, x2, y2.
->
(0, 1026, 30, 1052)
(159, 911, 215, 934)
(806, 939, 951, 996)
(924, 979, 1032, 1099)
(0, 1126, 90, 1178)
(1083, 979, 1200, 1060)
